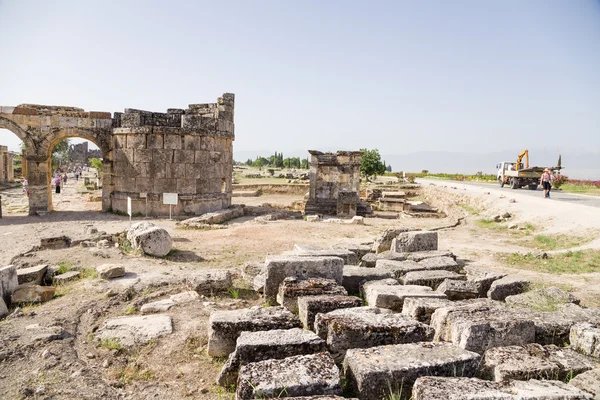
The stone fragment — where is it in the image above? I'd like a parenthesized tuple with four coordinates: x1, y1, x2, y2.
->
(186, 269, 232, 294)
(343, 342, 481, 400)
(464, 265, 507, 297)
(287, 248, 358, 265)
(487, 276, 530, 301)
(362, 279, 447, 311)
(436, 279, 480, 300)
(342, 265, 392, 294)
(0, 264, 18, 303)
(568, 368, 600, 399)
(179, 205, 244, 227)
(417, 256, 460, 272)
(217, 328, 326, 386)
(360, 253, 378, 268)
(402, 297, 455, 324)
(405, 249, 455, 262)
(401, 270, 465, 289)
(140, 299, 175, 314)
(431, 302, 536, 354)
(170, 291, 199, 304)
(52, 271, 80, 284)
(481, 343, 597, 382)
(314, 306, 392, 340)
(0, 297, 7, 318)
(521, 304, 600, 345)
(277, 277, 347, 314)
(263, 256, 344, 304)
(25, 324, 66, 342)
(505, 286, 580, 310)
(412, 377, 594, 400)
(372, 227, 419, 253)
(298, 295, 362, 330)
(236, 352, 341, 400)
(16, 264, 48, 285)
(96, 264, 125, 279)
(305, 215, 320, 222)
(95, 314, 173, 347)
(126, 222, 172, 257)
(11, 284, 55, 303)
(241, 261, 264, 288)
(392, 231, 438, 253)
(40, 236, 71, 249)
(570, 323, 600, 358)
(207, 306, 302, 357)
(319, 310, 434, 362)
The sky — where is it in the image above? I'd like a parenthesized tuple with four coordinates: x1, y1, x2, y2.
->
(1, 0, 599, 168)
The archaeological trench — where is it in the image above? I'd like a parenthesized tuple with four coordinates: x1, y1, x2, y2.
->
(0, 94, 599, 400)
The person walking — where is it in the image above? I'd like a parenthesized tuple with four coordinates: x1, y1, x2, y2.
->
(540, 168, 553, 198)
(54, 176, 61, 194)
(62, 173, 68, 186)
(23, 178, 29, 197)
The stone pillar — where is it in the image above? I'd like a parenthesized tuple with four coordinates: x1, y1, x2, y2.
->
(7, 152, 14, 181)
(26, 155, 50, 215)
(101, 159, 113, 211)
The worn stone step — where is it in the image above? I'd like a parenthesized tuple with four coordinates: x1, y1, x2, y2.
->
(343, 342, 481, 400)
(236, 352, 342, 400)
(362, 279, 447, 312)
(277, 277, 347, 314)
(298, 295, 362, 331)
(207, 306, 301, 357)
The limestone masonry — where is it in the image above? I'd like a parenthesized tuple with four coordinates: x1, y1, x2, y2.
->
(0, 93, 235, 216)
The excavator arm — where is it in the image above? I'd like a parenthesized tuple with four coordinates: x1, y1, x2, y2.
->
(516, 150, 529, 171)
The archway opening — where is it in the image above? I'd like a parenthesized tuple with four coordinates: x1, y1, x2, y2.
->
(47, 137, 106, 212)
(0, 128, 28, 215)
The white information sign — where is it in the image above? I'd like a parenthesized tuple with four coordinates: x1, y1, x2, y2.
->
(127, 196, 132, 221)
(163, 193, 178, 205)
(140, 192, 147, 199)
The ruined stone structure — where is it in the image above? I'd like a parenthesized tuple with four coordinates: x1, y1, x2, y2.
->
(67, 142, 102, 165)
(0, 145, 15, 183)
(0, 93, 235, 216)
(304, 150, 371, 217)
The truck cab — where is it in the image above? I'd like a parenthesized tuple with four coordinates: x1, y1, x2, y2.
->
(496, 162, 515, 183)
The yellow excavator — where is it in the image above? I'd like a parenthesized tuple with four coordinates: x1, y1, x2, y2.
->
(496, 150, 548, 190)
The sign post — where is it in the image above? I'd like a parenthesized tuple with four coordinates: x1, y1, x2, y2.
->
(127, 196, 132, 222)
(162, 193, 178, 220)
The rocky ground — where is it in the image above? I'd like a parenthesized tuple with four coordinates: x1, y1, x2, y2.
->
(0, 176, 598, 399)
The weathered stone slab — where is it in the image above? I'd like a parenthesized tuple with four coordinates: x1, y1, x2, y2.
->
(287, 248, 358, 265)
(344, 342, 481, 400)
(16, 264, 48, 285)
(481, 343, 597, 382)
(487, 276, 530, 301)
(53, 271, 80, 284)
(207, 306, 302, 357)
(405, 249, 455, 262)
(11, 284, 55, 303)
(40, 235, 71, 249)
(95, 314, 173, 347)
(217, 328, 326, 386)
(392, 231, 438, 253)
(332, 243, 371, 260)
(505, 286, 580, 309)
(298, 295, 362, 330)
(320, 310, 434, 362)
(360, 253, 378, 268)
(140, 299, 175, 314)
(277, 277, 347, 314)
(264, 256, 344, 304)
(568, 368, 600, 399)
(376, 257, 460, 277)
(417, 256, 460, 272)
(170, 290, 199, 304)
(464, 265, 507, 297)
(437, 279, 480, 300)
(179, 205, 244, 227)
(236, 352, 341, 400)
(362, 279, 447, 311)
(127, 222, 172, 257)
(412, 376, 594, 400)
(401, 270, 465, 289)
(342, 265, 392, 294)
(570, 323, 600, 358)
(314, 306, 392, 340)
(186, 269, 232, 294)
(372, 227, 419, 253)
(402, 297, 455, 323)
(96, 264, 125, 279)
(0, 264, 18, 304)
(431, 303, 536, 354)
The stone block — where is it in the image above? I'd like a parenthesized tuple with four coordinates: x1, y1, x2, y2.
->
(170, 290, 200, 304)
(11, 284, 55, 303)
(405, 249, 455, 262)
(16, 264, 48, 285)
(236, 352, 341, 400)
(95, 314, 172, 347)
(402, 297, 455, 324)
(314, 306, 392, 340)
(185, 269, 232, 294)
(40, 235, 71, 249)
(52, 271, 80, 284)
(96, 264, 125, 279)
(505, 286, 580, 309)
(343, 342, 481, 400)
(400, 270, 465, 289)
(360, 253, 377, 267)
(480, 343, 597, 382)
(298, 295, 363, 330)
(375, 251, 408, 262)
(464, 265, 507, 297)
(568, 368, 600, 399)
(133, 148, 152, 163)
(263, 256, 344, 304)
(342, 265, 392, 294)
(126, 133, 146, 148)
(412, 377, 594, 400)
(173, 149, 195, 164)
(163, 134, 182, 149)
(320, 310, 434, 362)
(127, 222, 172, 257)
(141, 299, 175, 314)
(179, 205, 244, 226)
(570, 323, 600, 358)
(431, 302, 536, 354)
(392, 231, 438, 253)
(207, 306, 302, 357)
(287, 248, 358, 265)
(417, 256, 460, 272)
(487, 276, 530, 301)
(436, 279, 480, 300)
(332, 243, 372, 260)
(217, 328, 326, 386)
(0, 297, 7, 318)
(362, 279, 447, 312)
(152, 149, 173, 164)
(146, 133, 164, 149)
(372, 227, 419, 253)
(277, 277, 348, 314)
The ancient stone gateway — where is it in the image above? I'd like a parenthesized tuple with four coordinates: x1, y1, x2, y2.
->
(0, 93, 234, 216)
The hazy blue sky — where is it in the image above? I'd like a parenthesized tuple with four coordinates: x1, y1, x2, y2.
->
(1, 0, 599, 159)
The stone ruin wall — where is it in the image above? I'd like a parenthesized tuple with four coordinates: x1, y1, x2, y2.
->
(0, 145, 15, 182)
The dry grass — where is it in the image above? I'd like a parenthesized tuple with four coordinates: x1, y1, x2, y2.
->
(499, 250, 600, 274)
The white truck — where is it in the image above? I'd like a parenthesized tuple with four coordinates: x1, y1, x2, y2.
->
(496, 150, 547, 190)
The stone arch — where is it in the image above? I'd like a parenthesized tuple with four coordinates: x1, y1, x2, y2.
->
(0, 116, 36, 155)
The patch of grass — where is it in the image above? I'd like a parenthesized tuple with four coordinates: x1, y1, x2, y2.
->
(119, 239, 142, 256)
(56, 261, 73, 274)
(530, 234, 590, 251)
(99, 337, 123, 351)
(458, 204, 482, 215)
(124, 305, 137, 315)
(112, 363, 155, 385)
(80, 267, 99, 279)
(498, 250, 600, 274)
(560, 183, 600, 197)
(228, 287, 240, 299)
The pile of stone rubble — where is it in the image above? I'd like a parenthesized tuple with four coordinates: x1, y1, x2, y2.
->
(208, 229, 600, 399)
